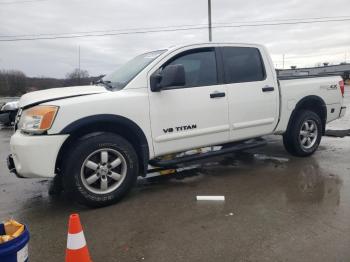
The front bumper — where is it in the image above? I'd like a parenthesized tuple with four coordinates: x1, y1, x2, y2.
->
(340, 106, 347, 118)
(7, 154, 17, 174)
(6, 154, 26, 178)
(9, 131, 69, 178)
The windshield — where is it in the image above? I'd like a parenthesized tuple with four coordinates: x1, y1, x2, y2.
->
(102, 49, 166, 90)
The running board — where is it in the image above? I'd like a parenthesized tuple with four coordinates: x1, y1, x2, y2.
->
(149, 138, 267, 168)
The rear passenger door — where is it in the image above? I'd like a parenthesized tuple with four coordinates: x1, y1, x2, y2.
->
(220, 46, 279, 141)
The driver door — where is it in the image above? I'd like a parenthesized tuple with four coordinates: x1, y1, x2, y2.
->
(148, 47, 230, 157)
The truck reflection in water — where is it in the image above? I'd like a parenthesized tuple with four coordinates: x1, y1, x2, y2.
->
(284, 158, 342, 205)
(142, 146, 343, 210)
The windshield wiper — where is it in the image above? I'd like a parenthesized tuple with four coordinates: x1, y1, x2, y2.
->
(94, 79, 113, 89)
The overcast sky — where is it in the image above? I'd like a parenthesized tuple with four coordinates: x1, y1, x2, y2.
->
(0, 0, 349, 78)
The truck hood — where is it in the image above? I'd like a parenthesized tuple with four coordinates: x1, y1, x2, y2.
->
(19, 85, 108, 108)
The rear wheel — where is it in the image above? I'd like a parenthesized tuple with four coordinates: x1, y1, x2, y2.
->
(62, 133, 139, 207)
(283, 110, 322, 157)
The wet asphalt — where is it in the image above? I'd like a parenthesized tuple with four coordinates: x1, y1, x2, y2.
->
(0, 87, 349, 262)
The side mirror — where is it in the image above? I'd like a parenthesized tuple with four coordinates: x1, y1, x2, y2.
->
(150, 64, 186, 92)
(150, 70, 162, 92)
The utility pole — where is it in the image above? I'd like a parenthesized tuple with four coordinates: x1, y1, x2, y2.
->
(282, 54, 285, 69)
(78, 45, 81, 85)
(345, 51, 347, 63)
(208, 0, 212, 42)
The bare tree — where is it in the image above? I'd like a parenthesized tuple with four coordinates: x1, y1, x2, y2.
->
(0, 68, 102, 96)
(64, 68, 89, 86)
(0, 70, 27, 96)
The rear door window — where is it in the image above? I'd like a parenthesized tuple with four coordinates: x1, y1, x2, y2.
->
(222, 47, 266, 84)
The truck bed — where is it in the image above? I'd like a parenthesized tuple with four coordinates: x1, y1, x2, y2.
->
(274, 75, 344, 134)
(277, 73, 343, 81)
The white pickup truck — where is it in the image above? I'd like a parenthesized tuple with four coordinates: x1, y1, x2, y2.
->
(7, 43, 346, 206)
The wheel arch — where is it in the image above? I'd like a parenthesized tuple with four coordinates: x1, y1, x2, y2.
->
(287, 95, 327, 135)
(55, 114, 150, 176)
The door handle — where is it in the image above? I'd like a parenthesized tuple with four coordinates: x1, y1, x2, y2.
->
(262, 86, 274, 92)
(210, 92, 226, 98)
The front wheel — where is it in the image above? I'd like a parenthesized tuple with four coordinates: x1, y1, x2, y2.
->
(283, 110, 322, 157)
(62, 133, 139, 207)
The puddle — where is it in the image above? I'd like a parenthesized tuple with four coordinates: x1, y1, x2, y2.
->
(253, 153, 289, 163)
(140, 168, 204, 185)
(284, 159, 342, 205)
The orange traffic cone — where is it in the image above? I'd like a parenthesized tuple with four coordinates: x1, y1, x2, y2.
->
(65, 214, 92, 262)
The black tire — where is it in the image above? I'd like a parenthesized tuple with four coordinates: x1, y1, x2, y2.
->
(48, 175, 63, 196)
(62, 132, 139, 207)
(283, 110, 322, 157)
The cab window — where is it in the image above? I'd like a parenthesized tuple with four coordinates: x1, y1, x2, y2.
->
(222, 47, 266, 84)
(164, 48, 218, 88)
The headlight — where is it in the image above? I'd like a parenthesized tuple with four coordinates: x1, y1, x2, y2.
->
(18, 105, 58, 134)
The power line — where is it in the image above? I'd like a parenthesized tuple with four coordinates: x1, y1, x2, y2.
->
(0, 23, 209, 38)
(212, 18, 350, 29)
(1, 18, 350, 42)
(0, 0, 48, 4)
(1, 15, 349, 38)
(274, 52, 345, 62)
(287, 52, 346, 59)
(213, 15, 350, 25)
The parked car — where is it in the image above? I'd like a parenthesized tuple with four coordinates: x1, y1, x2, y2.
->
(0, 101, 19, 126)
(7, 43, 346, 207)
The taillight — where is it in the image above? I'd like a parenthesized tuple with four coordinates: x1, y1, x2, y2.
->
(339, 80, 345, 97)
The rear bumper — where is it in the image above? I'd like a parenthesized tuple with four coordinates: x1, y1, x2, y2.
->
(9, 131, 69, 178)
(340, 106, 347, 118)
